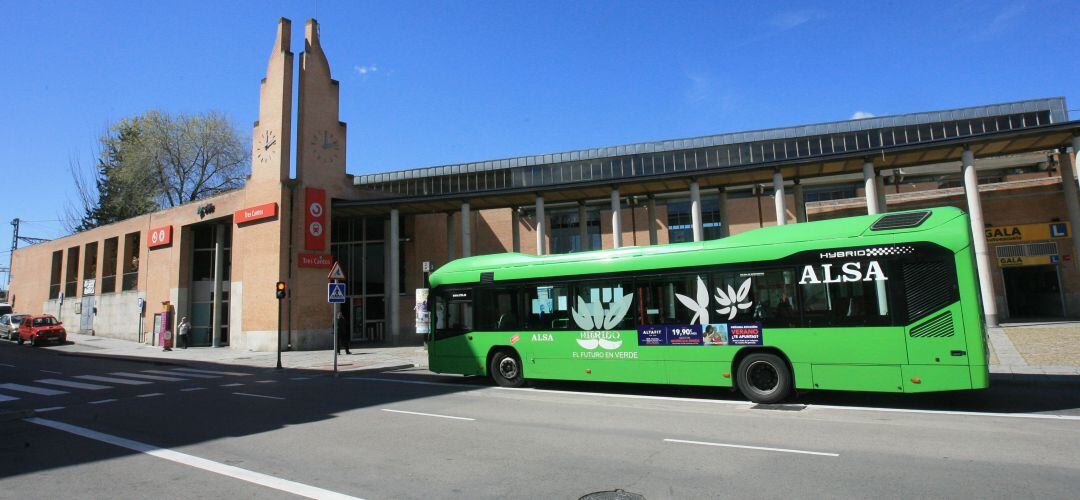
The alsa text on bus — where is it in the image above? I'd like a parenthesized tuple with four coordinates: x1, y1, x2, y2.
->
(799, 261, 887, 284)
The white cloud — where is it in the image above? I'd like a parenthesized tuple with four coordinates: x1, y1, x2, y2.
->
(354, 64, 378, 76)
(770, 10, 823, 30)
(850, 111, 876, 120)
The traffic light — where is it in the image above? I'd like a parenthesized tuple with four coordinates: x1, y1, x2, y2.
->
(275, 281, 287, 299)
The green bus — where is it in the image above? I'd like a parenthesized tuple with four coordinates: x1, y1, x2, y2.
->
(427, 206, 988, 403)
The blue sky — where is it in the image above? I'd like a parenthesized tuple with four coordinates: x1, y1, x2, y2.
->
(0, 0, 1076, 267)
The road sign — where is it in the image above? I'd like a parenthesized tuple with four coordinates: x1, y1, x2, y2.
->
(328, 261, 346, 281)
(328, 282, 346, 303)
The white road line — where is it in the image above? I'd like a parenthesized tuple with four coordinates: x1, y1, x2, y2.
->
(0, 393, 18, 402)
(233, 392, 284, 400)
(26, 418, 363, 500)
(35, 407, 64, 413)
(144, 369, 219, 379)
(664, 438, 840, 457)
(180, 387, 206, 392)
(74, 375, 152, 386)
(221, 383, 244, 387)
(171, 368, 251, 377)
(0, 383, 68, 396)
(0, 363, 15, 368)
(110, 372, 188, 382)
(381, 409, 476, 421)
(290, 377, 311, 381)
(36, 379, 111, 391)
(254, 380, 276, 384)
(40, 369, 62, 374)
(136, 393, 164, 398)
(89, 399, 117, 405)
(343, 375, 1080, 423)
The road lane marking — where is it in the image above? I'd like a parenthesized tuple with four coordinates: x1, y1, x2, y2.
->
(74, 375, 152, 385)
(255, 380, 276, 384)
(40, 370, 62, 374)
(381, 409, 475, 421)
(180, 387, 206, 392)
(347, 376, 1080, 421)
(221, 383, 244, 387)
(664, 438, 839, 457)
(143, 369, 219, 379)
(0, 383, 68, 396)
(35, 407, 64, 413)
(89, 399, 117, 405)
(290, 377, 312, 380)
(0, 363, 15, 368)
(233, 392, 284, 400)
(172, 368, 251, 377)
(36, 379, 111, 390)
(136, 393, 164, 398)
(110, 372, 188, 382)
(26, 417, 363, 500)
(0, 394, 18, 402)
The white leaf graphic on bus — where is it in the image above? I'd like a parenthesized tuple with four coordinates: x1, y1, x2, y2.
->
(572, 292, 633, 346)
(675, 276, 711, 325)
(715, 278, 753, 320)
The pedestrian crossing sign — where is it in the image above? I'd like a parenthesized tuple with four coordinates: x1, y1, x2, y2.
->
(328, 282, 347, 303)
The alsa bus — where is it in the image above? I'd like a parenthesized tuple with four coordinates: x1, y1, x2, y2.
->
(428, 207, 988, 403)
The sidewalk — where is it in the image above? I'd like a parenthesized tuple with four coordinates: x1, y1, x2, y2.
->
(43, 332, 428, 373)
(988, 321, 1080, 380)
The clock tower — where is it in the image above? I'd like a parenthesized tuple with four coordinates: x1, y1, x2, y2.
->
(296, 18, 347, 188)
(250, 18, 293, 187)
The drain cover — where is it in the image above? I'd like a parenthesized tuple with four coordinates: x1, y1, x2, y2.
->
(580, 489, 646, 500)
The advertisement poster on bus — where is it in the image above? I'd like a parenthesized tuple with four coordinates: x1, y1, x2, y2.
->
(728, 323, 763, 345)
(668, 325, 703, 345)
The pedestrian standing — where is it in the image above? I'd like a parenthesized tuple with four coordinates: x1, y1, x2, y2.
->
(336, 310, 351, 355)
(178, 317, 191, 349)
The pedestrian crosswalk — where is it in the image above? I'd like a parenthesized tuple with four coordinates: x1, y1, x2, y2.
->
(0, 368, 253, 404)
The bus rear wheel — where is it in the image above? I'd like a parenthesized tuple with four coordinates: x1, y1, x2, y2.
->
(490, 350, 525, 388)
(736, 353, 791, 404)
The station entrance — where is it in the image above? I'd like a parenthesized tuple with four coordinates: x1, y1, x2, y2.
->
(1003, 264, 1064, 319)
(185, 221, 232, 346)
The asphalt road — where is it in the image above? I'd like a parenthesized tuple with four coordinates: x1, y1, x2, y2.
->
(2, 340, 1079, 499)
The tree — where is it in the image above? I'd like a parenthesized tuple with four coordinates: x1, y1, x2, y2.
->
(66, 111, 250, 232)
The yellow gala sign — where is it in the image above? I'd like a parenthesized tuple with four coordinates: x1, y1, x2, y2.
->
(985, 222, 1069, 243)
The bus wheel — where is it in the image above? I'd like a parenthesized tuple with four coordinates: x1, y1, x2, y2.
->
(490, 350, 525, 388)
(736, 353, 791, 404)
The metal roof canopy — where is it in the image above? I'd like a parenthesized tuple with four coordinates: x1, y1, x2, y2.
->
(333, 120, 1080, 217)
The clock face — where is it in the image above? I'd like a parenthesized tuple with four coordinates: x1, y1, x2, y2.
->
(310, 130, 340, 163)
(256, 129, 278, 164)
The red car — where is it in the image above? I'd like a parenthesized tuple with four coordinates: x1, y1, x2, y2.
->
(18, 315, 67, 346)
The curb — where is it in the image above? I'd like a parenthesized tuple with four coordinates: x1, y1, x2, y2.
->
(338, 363, 416, 374)
(989, 373, 1080, 386)
(55, 350, 186, 367)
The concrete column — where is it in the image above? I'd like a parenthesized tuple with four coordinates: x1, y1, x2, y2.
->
(689, 181, 703, 241)
(876, 174, 888, 213)
(793, 180, 806, 223)
(460, 201, 471, 258)
(646, 195, 658, 245)
(388, 208, 400, 345)
(610, 188, 622, 248)
(446, 212, 456, 261)
(535, 195, 546, 256)
(717, 188, 729, 237)
(1059, 142, 1080, 273)
(577, 202, 589, 251)
(511, 208, 521, 253)
(962, 148, 999, 327)
(211, 223, 224, 347)
(772, 171, 787, 226)
(863, 161, 881, 215)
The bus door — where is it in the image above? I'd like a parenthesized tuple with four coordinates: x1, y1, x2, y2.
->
(431, 288, 482, 375)
(566, 280, 665, 384)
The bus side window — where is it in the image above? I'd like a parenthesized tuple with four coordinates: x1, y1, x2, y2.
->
(475, 287, 522, 331)
(573, 281, 634, 330)
(636, 274, 700, 326)
(525, 284, 571, 330)
(712, 269, 798, 328)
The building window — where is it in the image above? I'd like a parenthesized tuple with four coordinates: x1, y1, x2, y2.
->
(330, 215, 405, 343)
(101, 237, 118, 294)
(802, 184, 858, 203)
(82, 242, 98, 296)
(122, 232, 140, 291)
(666, 196, 725, 243)
(64, 246, 80, 298)
(549, 208, 601, 254)
(49, 251, 62, 299)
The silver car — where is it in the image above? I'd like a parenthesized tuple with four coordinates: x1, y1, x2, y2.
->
(0, 314, 28, 341)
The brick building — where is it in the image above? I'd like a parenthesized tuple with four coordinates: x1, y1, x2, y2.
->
(9, 18, 1080, 350)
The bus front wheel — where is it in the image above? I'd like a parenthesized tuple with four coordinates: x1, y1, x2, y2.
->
(736, 353, 791, 404)
(490, 350, 525, 388)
